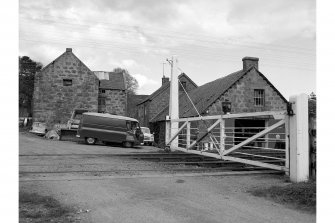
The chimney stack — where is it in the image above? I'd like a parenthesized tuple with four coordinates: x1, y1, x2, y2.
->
(242, 57, 259, 71)
(66, 48, 72, 52)
(162, 76, 169, 86)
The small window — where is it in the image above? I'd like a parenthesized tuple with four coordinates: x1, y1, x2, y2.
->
(63, 79, 72, 86)
(254, 89, 265, 107)
(99, 89, 106, 93)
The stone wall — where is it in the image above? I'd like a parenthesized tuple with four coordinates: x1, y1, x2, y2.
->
(207, 69, 287, 115)
(137, 103, 145, 126)
(32, 49, 99, 128)
(104, 90, 127, 115)
(127, 94, 148, 118)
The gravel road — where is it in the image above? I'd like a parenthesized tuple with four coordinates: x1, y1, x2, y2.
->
(19, 132, 315, 223)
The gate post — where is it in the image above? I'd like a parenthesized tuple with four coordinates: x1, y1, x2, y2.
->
(165, 116, 171, 148)
(220, 118, 225, 152)
(285, 116, 290, 176)
(289, 94, 309, 182)
(186, 121, 191, 148)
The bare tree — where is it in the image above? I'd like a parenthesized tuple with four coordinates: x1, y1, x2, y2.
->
(113, 68, 139, 95)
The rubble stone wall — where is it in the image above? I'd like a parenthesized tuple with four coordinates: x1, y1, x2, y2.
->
(207, 69, 287, 115)
(104, 90, 127, 115)
(32, 51, 99, 128)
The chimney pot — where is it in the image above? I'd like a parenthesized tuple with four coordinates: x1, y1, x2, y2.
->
(162, 76, 169, 86)
(242, 57, 259, 71)
(66, 48, 72, 52)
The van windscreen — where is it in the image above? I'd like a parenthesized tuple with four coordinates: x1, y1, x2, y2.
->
(127, 121, 139, 130)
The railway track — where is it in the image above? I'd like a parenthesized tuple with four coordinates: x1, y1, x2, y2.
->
(20, 149, 286, 175)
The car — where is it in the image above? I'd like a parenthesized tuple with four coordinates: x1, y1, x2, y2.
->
(140, 127, 154, 146)
(29, 122, 47, 136)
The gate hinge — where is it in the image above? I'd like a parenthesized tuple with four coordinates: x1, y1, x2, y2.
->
(287, 102, 294, 116)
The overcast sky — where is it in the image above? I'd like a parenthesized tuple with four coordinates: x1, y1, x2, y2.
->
(19, 0, 315, 97)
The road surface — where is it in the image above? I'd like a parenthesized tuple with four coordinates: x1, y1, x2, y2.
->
(19, 132, 315, 223)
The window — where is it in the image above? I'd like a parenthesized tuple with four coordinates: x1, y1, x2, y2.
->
(63, 79, 72, 86)
(99, 89, 106, 93)
(254, 89, 265, 107)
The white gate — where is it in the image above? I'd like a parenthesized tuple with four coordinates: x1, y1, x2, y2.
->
(165, 111, 289, 172)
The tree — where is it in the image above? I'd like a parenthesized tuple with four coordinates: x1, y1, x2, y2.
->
(19, 56, 43, 115)
(113, 67, 139, 95)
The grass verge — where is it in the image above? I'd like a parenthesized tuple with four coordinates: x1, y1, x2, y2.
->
(249, 181, 316, 212)
(19, 192, 75, 222)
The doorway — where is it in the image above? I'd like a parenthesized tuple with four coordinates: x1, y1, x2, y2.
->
(234, 119, 265, 147)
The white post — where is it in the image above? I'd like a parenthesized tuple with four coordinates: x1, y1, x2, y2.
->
(285, 116, 290, 176)
(165, 116, 171, 148)
(186, 121, 191, 148)
(264, 120, 269, 149)
(169, 56, 179, 149)
(289, 93, 309, 182)
(220, 118, 225, 153)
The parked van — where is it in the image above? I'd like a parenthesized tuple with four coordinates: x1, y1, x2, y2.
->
(77, 112, 143, 147)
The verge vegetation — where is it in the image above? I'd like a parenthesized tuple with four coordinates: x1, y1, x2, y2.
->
(19, 192, 75, 222)
(249, 180, 316, 212)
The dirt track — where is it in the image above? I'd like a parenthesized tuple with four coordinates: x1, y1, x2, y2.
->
(19, 132, 315, 223)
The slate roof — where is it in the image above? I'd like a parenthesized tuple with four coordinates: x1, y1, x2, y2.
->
(150, 67, 287, 122)
(137, 73, 197, 105)
(96, 71, 126, 90)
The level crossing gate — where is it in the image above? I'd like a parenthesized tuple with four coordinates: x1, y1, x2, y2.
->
(165, 57, 309, 182)
(165, 94, 310, 182)
(165, 110, 289, 173)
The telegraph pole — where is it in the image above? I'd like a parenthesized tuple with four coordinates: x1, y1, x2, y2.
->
(162, 62, 166, 77)
(167, 56, 179, 149)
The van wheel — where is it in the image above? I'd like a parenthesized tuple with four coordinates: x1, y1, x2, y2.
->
(85, 137, 96, 145)
(123, 141, 133, 148)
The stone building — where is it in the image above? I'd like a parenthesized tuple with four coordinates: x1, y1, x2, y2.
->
(32, 48, 127, 128)
(136, 73, 198, 128)
(127, 94, 149, 118)
(94, 71, 127, 115)
(150, 57, 288, 146)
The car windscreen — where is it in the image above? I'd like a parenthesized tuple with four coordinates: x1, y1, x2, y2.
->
(141, 128, 150, 134)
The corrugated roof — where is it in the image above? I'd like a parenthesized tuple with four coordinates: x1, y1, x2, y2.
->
(97, 72, 126, 90)
(150, 68, 250, 122)
(83, 112, 138, 122)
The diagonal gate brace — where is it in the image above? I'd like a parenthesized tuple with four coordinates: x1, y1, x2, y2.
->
(221, 119, 285, 156)
(186, 119, 221, 150)
(166, 121, 188, 146)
